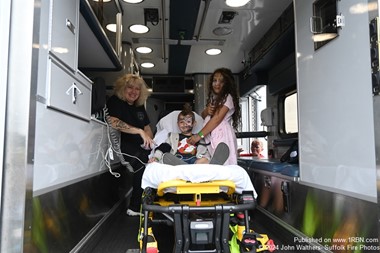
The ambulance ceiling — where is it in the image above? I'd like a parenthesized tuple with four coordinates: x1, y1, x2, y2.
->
(81, 0, 293, 76)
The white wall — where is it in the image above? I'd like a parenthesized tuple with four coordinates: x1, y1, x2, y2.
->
(33, 104, 110, 196)
(1, 0, 35, 251)
(294, 0, 377, 201)
(0, 0, 11, 210)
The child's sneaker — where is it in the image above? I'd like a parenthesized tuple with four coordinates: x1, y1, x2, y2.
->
(162, 153, 187, 165)
(209, 142, 229, 165)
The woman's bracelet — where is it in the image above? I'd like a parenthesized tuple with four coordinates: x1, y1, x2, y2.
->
(198, 131, 204, 139)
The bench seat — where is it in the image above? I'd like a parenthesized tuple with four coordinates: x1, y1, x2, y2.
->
(238, 158, 299, 177)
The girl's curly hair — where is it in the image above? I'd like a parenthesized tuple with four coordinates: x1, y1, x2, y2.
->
(206, 68, 241, 130)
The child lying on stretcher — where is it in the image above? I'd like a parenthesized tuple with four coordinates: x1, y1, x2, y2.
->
(148, 104, 211, 164)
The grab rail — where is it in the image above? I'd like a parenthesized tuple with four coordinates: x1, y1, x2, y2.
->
(235, 131, 268, 138)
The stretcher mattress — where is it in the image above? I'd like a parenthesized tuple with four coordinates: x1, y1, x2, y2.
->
(141, 163, 257, 198)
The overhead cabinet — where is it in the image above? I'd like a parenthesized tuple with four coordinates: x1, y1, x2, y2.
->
(49, 0, 78, 71)
(41, 0, 123, 121)
(44, 0, 91, 120)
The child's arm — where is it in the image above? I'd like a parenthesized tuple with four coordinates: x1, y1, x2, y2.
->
(189, 105, 229, 144)
(201, 103, 215, 119)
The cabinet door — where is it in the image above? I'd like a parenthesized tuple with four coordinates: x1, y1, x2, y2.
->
(47, 59, 91, 121)
(50, 0, 78, 70)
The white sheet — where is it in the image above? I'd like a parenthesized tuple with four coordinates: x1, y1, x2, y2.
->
(141, 163, 257, 198)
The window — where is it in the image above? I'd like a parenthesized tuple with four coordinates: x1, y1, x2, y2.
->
(284, 93, 298, 134)
(312, 0, 339, 50)
(239, 86, 267, 156)
(279, 92, 298, 137)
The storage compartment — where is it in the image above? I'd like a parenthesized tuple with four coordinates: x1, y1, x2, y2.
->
(50, 0, 78, 70)
(47, 59, 91, 120)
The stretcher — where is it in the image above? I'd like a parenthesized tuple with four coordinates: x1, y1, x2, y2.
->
(139, 163, 275, 253)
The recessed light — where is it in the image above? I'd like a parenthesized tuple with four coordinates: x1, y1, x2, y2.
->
(205, 48, 222, 56)
(213, 27, 233, 36)
(136, 46, 152, 54)
(129, 24, 149, 34)
(93, 0, 112, 2)
(123, 0, 144, 3)
(141, 62, 155, 68)
(106, 24, 122, 33)
(225, 0, 250, 7)
(106, 23, 117, 32)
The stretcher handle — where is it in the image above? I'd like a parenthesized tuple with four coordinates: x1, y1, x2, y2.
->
(142, 202, 255, 213)
(156, 179, 236, 196)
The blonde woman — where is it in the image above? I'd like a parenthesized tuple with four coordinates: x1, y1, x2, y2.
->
(107, 74, 154, 216)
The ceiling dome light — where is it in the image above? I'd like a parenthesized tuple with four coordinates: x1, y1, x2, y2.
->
(129, 24, 149, 34)
(94, 0, 111, 2)
(205, 48, 222, 56)
(123, 0, 144, 3)
(136, 46, 152, 54)
(106, 24, 122, 33)
(213, 27, 233, 36)
(225, 0, 250, 7)
(141, 62, 155, 68)
(106, 23, 117, 32)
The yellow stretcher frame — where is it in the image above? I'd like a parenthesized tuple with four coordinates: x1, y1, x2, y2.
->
(156, 179, 236, 207)
(140, 178, 276, 253)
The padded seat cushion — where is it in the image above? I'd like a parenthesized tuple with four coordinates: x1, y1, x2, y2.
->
(237, 158, 300, 177)
(280, 164, 300, 177)
(237, 158, 252, 168)
(249, 159, 287, 172)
